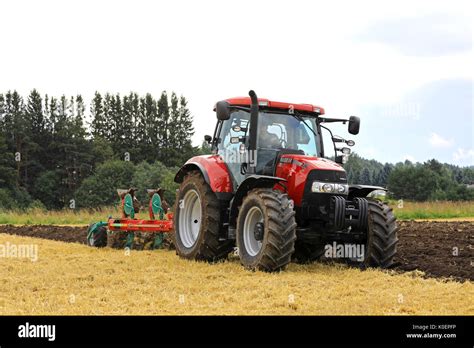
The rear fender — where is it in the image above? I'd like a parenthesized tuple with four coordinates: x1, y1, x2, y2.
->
(174, 155, 233, 194)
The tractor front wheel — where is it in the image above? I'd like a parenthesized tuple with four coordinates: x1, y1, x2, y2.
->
(236, 188, 297, 272)
(363, 200, 398, 268)
(174, 171, 233, 261)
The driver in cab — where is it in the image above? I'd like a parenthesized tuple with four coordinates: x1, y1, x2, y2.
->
(259, 117, 281, 149)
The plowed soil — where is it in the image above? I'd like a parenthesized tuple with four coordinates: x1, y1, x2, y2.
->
(394, 221, 472, 281)
(0, 220, 472, 281)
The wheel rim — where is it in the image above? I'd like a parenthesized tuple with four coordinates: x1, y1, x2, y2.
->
(179, 189, 202, 248)
(243, 206, 264, 256)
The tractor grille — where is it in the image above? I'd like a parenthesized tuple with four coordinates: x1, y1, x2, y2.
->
(307, 169, 348, 183)
(299, 169, 348, 221)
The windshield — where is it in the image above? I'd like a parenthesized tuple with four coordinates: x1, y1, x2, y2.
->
(257, 112, 320, 156)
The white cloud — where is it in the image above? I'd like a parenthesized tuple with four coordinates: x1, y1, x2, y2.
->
(429, 132, 454, 148)
(403, 155, 416, 162)
(452, 148, 474, 165)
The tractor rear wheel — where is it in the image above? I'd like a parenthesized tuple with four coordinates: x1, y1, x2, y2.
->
(236, 188, 297, 272)
(174, 171, 233, 261)
(363, 200, 398, 268)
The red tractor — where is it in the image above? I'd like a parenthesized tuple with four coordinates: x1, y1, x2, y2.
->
(173, 90, 398, 272)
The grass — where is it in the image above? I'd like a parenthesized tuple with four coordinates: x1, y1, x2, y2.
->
(0, 200, 473, 225)
(0, 233, 472, 315)
(0, 207, 120, 225)
(390, 201, 474, 220)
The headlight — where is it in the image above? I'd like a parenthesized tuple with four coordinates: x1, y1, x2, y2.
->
(312, 181, 348, 194)
(341, 147, 351, 155)
(336, 184, 348, 193)
(322, 183, 334, 192)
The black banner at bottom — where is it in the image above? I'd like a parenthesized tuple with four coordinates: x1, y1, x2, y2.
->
(0, 315, 471, 346)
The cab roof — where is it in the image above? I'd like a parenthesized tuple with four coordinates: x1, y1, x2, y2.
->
(221, 97, 325, 115)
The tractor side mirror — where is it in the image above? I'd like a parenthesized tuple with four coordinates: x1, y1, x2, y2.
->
(348, 116, 360, 135)
(216, 101, 231, 120)
(204, 135, 212, 144)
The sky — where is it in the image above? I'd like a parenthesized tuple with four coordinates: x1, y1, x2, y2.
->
(0, 0, 472, 166)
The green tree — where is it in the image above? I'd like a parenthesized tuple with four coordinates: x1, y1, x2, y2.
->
(25, 89, 46, 190)
(175, 95, 197, 165)
(32, 171, 62, 209)
(109, 94, 123, 155)
(131, 93, 146, 162)
(91, 137, 114, 164)
(166, 92, 181, 164)
(198, 140, 212, 155)
(389, 164, 441, 201)
(91, 92, 107, 139)
(131, 161, 179, 204)
(7, 91, 37, 190)
(0, 132, 15, 189)
(0, 93, 5, 128)
(156, 91, 170, 158)
(68, 95, 94, 191)
(121, 93, 136, 159)
(75, 160, 135, 208)
(359, 167, 372, 185)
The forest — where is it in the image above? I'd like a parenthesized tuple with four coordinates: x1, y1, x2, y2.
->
(0, 90, 199, 209)
(345, 154, 474, 201)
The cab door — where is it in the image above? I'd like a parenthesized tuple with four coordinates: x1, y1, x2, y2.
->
(216, 110, 250, 187)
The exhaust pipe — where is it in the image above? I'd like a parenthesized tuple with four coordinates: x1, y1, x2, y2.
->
(248, 90, 259, 174)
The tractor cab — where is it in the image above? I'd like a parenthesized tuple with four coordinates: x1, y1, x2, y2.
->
(211, 93, 359, 187)
(215, 108, 315, 178)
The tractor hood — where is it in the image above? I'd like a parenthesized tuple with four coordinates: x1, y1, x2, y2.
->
(278, 154, 346, 173)
(275, 154, 347, 206)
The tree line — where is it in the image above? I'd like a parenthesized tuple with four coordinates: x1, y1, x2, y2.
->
(1, 89, 472, 210)
(345, 154, 474, 201)
(0, 90, 200, 210)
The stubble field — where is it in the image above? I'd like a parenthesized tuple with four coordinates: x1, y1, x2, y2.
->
(0, 220, 472, 315)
